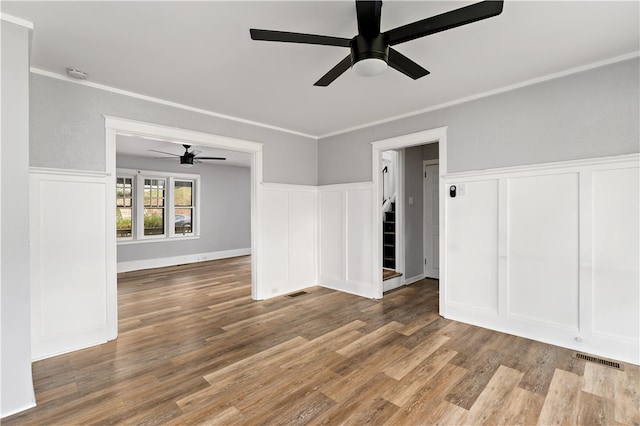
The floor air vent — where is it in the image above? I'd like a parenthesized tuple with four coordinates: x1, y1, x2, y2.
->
(573, 352, 624, 370)
(286, 291, 308, 298)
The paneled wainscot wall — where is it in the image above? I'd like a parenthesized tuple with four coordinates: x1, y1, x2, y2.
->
(29, 168, 116, 361)
(442, 154, 639, 364)
(29, 154, 638, 365)
(258, 182, 374, 299)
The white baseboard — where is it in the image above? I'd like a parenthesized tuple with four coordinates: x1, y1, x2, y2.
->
(117, 248, 251, 273)
(320, 276, 376, 299)
(383, 276, 402, 292)
(1, 402, 37, 420)
(404, 274, 425, 285)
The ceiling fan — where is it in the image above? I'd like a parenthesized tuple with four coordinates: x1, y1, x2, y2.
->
(250, 0, 504, 86)
(149, 144, 226, 167)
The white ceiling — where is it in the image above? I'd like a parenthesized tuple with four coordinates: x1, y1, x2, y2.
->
(3, 1, 639, 139)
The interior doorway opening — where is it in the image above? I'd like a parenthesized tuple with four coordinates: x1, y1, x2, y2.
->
(105, 116, 264, 341)
(371, 127, 447, 301)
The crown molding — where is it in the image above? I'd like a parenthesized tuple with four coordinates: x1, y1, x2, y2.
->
(29, 49, 639, 142)
(318, 51, 640, 139)
(29, 67, 317, 141)
(1, 13, 34, 29)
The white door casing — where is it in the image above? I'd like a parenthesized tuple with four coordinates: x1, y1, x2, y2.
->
(371, 127, 448, 300)
(423, 162, 439, 279)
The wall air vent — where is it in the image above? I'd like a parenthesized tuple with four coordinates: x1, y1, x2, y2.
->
(573, 352, 624, 370)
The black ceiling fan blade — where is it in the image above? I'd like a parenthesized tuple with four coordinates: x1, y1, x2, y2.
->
(388, 48, 430, 80)
(196, 156, 226, 160)
(314, 55, 352, 87)
(385, 0, 504, 46)
(148, 149, 180, 157)
(250, 29, 351, 47)
(356, 1, 382, 38)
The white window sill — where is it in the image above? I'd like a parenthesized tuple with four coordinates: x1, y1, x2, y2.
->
(117, 235, 200, 245)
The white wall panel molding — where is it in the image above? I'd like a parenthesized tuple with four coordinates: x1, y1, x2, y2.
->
(30, 166, 110, 177)
(443, 154, 639, 364)
(258, 184, 317, 299)
(318, 182, 375, 298)
(445, 179, 499, 314)
(117, 248, 251, 273)
(446, 153, 639, 181)
(30, 170, 116, 361)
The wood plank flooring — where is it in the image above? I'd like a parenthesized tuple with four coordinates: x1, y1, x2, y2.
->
(4, 256, 639, 425)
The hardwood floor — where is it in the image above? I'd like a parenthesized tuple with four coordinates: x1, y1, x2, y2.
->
(5, 256, 639, 425)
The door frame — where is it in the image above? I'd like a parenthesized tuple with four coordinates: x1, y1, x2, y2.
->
(104, 116, 264, 340)
(423, 160, 440, 279)
(371, 127, 447, 305)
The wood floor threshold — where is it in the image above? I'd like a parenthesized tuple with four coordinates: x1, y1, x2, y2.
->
(4, 255, 639, 425)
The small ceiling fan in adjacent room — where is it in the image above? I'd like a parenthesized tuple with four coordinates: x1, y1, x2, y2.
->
(149, 144, 226, 167)
(250, 0, 504, 86)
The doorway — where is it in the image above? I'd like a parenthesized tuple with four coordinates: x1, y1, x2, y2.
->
(104, 116, 264, 340)
(371, 127, 447, 301)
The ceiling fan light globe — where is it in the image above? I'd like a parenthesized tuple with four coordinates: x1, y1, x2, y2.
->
(353, 58, 387, 77)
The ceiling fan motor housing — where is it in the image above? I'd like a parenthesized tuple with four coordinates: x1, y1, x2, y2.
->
(180, 154, 194, 165)
(350, 34, 389, 66)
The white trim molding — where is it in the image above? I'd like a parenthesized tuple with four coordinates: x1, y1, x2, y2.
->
(117, 248, 251, 273)
(1, 13, 34, 29)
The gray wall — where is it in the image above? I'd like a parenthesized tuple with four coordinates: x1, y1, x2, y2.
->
(318, 58, 640, 184)
(30, 74, 318, 185)
(116, 153, 251, 263)
(403, 143, 439, 280)
(1, 21, 36, 417)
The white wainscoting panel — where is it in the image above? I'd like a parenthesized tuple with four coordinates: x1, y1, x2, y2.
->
(446, 179, 499, 314)
(443, 154, 639, 364)
(319, 190, 345, 281)
(288, 190, 318, 289)
(507, 173, 580, 330)
(259, 184, 317, 298)
(319, 183, 375, 298)
(591, 167, 639, 342)
(30, 169, 114, 360)
(346, 188, 373, 287)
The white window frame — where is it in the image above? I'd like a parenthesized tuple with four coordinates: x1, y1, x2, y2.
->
(116, 173, 136, 242)
(116, 168, 201, 244)
(172, 178, 196, 238)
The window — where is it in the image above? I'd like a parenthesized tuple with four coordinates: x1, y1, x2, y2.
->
(174, 180, 194, 235)
(116, 177, 133, 238)
(116, 169, 200, 243)
(143, 178, 166, 236)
